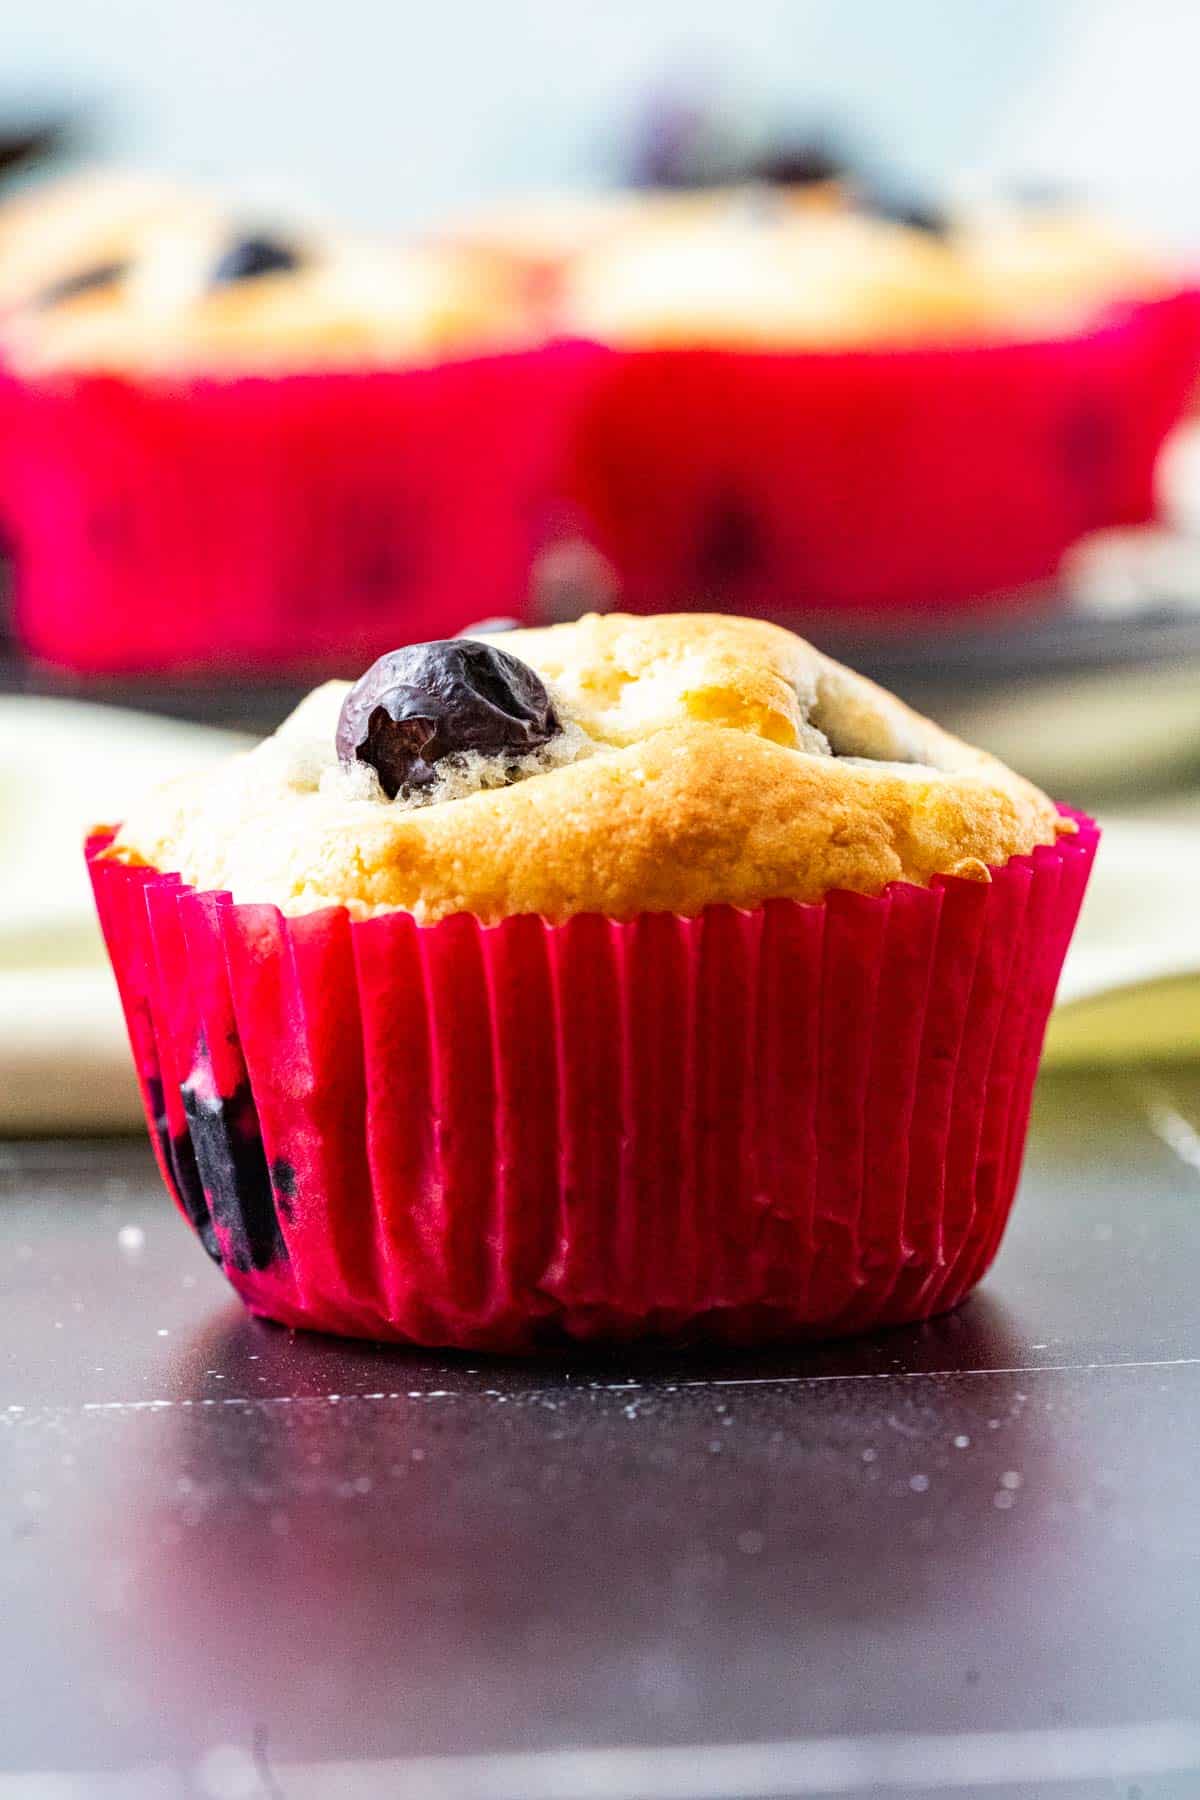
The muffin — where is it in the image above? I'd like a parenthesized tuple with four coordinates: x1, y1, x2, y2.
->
(0, 171, 221, 521)
(3, 213, 567, 674)
(89, 612, 1097, 1349)
(553, 193, 1200, 618)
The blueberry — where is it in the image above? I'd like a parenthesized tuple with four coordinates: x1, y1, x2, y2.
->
(751, 137, 849, 187)
(210, 232, 302, 287)
(337, 639, 560, 799)
(34, 258, 128, 308)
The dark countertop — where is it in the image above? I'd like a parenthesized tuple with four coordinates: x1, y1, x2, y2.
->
(4, 1063, 1200, 1800)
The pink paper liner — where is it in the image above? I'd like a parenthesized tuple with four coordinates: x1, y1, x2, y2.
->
(87, 813, 1097, 1350)
(557, 292, 1200, 616)
(6, 345, 592, 675)
(11, 296, 1200, 674)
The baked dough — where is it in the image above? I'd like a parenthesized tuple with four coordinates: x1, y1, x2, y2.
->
(107, 612, 1070, 923)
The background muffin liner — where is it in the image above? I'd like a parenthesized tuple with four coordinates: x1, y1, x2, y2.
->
(557, 292, 1200, 618)
(12, 298, 1200, 676)
(87, 812, 1097, 1350)
(6, 345, 590, 675)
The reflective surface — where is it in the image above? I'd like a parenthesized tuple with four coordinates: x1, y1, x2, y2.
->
(3, 1066, 1200, 1798)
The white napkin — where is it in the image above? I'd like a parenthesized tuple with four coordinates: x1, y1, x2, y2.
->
(0, 697, 246, 1133)
(1044, 806, 1200, 1066)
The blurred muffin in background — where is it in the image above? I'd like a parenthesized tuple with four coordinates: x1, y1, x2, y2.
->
(3, 156, 1196, 673)
(1, 199, 570, 676)
(548, 186, 1198, 620)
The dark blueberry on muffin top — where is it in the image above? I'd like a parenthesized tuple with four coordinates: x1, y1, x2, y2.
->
(336, 639, 561, 798)
(210, 232, 304, 287)
(751, 137, 849, 187)
(34, 258, 129, 308)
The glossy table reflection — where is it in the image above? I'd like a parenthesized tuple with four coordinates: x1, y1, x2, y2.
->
(3, 1066, 1200, 1800)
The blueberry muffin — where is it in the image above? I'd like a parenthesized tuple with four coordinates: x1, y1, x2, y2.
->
(3, 208, 554, 678)
(547, 191, 1196, 618)
(91, 614, 1096, 1348)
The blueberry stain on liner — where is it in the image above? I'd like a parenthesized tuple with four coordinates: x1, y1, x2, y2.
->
(180, 1057, 288, 1273)
(337, 638, 561, 800)
(145, 1073, 221, 1264)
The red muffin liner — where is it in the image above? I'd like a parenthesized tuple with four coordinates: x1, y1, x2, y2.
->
(12, 297, 1200, 674)
(86, 812, 1097, 1350)
(558, 292, 1200, 617)
(6, 345, 591, 675)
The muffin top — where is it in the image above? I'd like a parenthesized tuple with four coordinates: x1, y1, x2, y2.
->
(557, 193, 1174, 349)
(955, 205, 1170, 324)
(7, 180, 1174, 371)
(107, 613, 1069, 924)
(2, 214, 532, 376)
(0, 170, 219, 315)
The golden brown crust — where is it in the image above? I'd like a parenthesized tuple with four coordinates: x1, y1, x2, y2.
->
(108, 613, 1069, 924)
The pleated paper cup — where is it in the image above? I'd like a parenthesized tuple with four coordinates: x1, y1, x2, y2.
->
(87, 813, 1097, 1350)
(7, 345, 590, 676)
(558, 293, 1200, 617)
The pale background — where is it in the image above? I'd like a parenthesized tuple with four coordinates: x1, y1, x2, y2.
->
(4, 0, 1200, 244)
